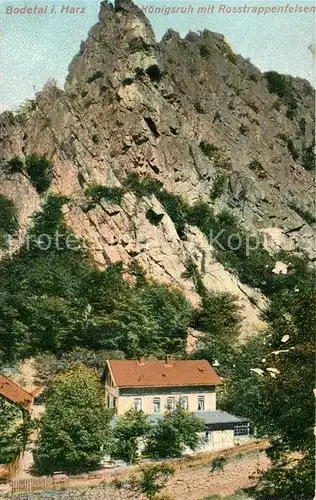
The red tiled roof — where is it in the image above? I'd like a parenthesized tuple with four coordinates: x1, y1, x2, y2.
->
(107, 359, 222, 388)
(0, 375, 34, 408)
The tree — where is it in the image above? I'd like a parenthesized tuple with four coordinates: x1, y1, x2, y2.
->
(218, 333, 272, 436)
(0, 398, 29, 463)
(33, 365, 111, 474)
(145, 405, 204, 458)
(111, 409, 150, 464)
(0, 194, 18, 248)
(192, 291, 241, 344)
(129, 463, 174, 499)
(25, 155, 53, 194)
(254, 269, 315, 499)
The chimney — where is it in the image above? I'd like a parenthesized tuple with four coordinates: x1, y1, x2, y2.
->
(138, 356, 145, 365)
(165, 355, 173, 366)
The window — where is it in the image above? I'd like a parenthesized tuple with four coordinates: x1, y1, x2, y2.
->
(234, 423, 250, 437)
(197, 395, 205, 411)
(134, 398, 142, 411)
(205, 430, 211, 442)
(179, 396, 188, 410)
(167, 397, 175, 410)
(153, 398, 161, 413)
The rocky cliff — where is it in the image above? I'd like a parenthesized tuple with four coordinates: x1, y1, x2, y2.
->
(0, 0, 315, 336)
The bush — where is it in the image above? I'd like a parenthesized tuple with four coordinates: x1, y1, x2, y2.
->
(2, 157, 24, 175)
(287, 139, 299, 161)
(199, 44, 210, 58)
(27, 194, 79, 254)
(186, 201, 215, 235)
(302, 142, 315, 171)
(210, 456, 227, 472)
(130, 464, 174, 499)
(210, 174, 227, 201)
(239, 124, 249, 135)
(265, 71, 298, 120)
(289, 201, 316, 225)
(124, 173, 162, 198)
(199, 141, 221, 160)
(265, 71, 289, 98)
(25, 155, 53, 194)
(124, 174, 188, 238)
(248, 160, 267, 179)
(0, 195, 18, 247)
(194, 101, 206, 114)
(85, 185, 124, 204)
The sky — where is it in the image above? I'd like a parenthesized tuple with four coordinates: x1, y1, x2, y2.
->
(0, 0, 315, 111)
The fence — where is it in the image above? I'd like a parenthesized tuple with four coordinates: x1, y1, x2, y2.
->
(11, 476, 69, 493)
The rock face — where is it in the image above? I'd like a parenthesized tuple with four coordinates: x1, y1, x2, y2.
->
(0, 0, 315, 335)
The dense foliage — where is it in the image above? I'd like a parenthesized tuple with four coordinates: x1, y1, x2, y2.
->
(0, 167, 313, 493)
(25, 155, 53, 194)
(0, 398, 28, 464)
(111, 409, 151, 464)
(1, 155, 53, 193)
(0, 195, 191, 364)
(84, 185, 124, 205)
(2, 157, 24, 175)
(145, 405, 204, 458)
(33, 365, 111, 474)
(0, 195, 18, 248)
(129, 463, 174, 499)
(253, 263, 315, 499)
(265, 71, 298, 120)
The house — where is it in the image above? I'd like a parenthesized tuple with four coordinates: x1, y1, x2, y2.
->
(105, 357, 250, 452)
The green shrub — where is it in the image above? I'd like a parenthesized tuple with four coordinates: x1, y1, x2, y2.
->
(25, 155, 53, 194)
(157, 190, 188, 238)
(124, 174, 188, 238)
(248, 160, 267, 179)
(194, 101, 206, 114)
(145, 405, 204, 458)
(239, 124, 249, 135)
(289, 201, 316, 225)
(85, 185, 124, 205)
(302, 142, 315, 171)
(299, 117, 306, 135)
(199, 141, 221, 160)
(27, 194, 78, 254)
(210, 456, 227, 472)
(124, 173, 162, 198)
(186, 201, 215, 235)
(287, 139, 299, 161)
(130, 463, 174, 499)
(199, 44, 210, 58)
(0, 195, 18, 247)
(210, 174, 227, 201)
(265, 71, 288, 98)
(2, 156, 24, 175)
(265, 71, 298, 120)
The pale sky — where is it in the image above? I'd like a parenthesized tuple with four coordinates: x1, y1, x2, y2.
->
(0, 0, 315, 111)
